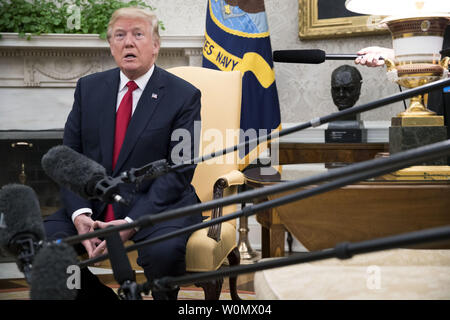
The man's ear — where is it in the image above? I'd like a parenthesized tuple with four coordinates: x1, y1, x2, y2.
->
(153, 39, 161, 56)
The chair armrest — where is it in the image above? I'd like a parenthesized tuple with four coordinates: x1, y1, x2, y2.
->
(207, 170, 245, 241)
(218, 170, 245, 187)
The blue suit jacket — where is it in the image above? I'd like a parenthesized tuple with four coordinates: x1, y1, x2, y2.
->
(60, 65, 202, 241)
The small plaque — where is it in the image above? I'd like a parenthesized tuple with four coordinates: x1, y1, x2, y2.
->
(325, 128, 366, 143)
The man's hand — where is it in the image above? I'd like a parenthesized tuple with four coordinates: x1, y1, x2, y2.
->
(90, 219, 136, 258)
(73, 213, 102, 258)
(355, 46, 395, 67)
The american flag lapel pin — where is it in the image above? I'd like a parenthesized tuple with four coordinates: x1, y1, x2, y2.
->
(152, 93, 158, 99)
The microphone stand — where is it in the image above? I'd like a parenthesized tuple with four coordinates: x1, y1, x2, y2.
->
(95, 77, 450, 195)
(62, 78, 450, 281)
(77, 139, 450, 268)
(59, 78, 450, 297)
(148, 224, 450, 290)
(96, 76, 445, 264)
(41, 68, 450, 297)
(9, 234, 43, 284)
(325, 53, 360, 60)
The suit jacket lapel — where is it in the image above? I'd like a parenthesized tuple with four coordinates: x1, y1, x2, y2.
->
(113, 66, 165, 175)
(99, 68, 120, 174)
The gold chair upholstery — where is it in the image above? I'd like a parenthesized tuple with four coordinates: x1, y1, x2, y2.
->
(167, 66, 244, 300)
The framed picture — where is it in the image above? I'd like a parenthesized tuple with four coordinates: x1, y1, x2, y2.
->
(299, 0, 388, 40)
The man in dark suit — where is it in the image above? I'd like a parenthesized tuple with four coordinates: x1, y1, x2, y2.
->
(44, 7, 202, 300)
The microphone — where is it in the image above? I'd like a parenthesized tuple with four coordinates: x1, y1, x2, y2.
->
(41, 145, 127, 205)
(30, 242, 78, 300)
(0, 184, 46, 283)
(273, 49, 362, 64)
(105, 231, 142, 300)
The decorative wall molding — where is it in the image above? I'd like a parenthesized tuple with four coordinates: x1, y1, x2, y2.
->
(0, 32, 205, 131)
(0, 33, 205, 49)
(0, 33, 205, 88)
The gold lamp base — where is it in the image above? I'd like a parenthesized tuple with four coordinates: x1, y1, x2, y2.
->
(397, 95, 437, 117)
(391, 115, 444, 127)
(391, 93, 445, 126)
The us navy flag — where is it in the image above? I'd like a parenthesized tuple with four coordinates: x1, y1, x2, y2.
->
(202, 0, 281, 168)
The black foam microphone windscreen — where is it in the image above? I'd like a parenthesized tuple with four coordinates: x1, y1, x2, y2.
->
(105, 231, 135, 285)
(41, 145, 107, 200)
(0, 184, 45, 255)
(30, 242, 78, 300)
(273, 49, 326, 64)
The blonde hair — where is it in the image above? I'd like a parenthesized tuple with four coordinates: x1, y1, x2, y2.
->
(107, 7, 160, 46)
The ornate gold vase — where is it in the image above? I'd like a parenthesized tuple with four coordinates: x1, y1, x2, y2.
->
(382, 15, 450, 126)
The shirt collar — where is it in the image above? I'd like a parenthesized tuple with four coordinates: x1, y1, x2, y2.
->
(119, 65, 155, 92)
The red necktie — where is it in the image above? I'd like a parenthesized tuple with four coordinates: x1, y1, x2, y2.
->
(104, 80, 139, 222)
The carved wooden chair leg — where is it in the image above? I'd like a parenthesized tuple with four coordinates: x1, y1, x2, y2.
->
(195, 278, 224, 300)
(227, 247, 241, 300)
(287, 231, 293, 254)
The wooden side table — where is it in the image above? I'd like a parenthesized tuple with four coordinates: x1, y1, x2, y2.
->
(278, 142, 388, 164)
(244, 164, 450, 257)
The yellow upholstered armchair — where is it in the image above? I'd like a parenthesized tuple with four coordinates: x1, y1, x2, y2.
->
(97, 66, 244, 300)
(168, 66, 245, 300)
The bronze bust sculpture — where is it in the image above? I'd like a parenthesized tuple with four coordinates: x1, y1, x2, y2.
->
(326, 65, 366, 142)
(331, 64, 363, 112)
